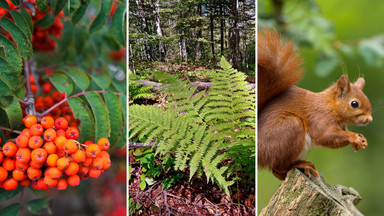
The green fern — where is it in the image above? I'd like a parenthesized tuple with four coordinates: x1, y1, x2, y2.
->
(129, 57, 255, 195)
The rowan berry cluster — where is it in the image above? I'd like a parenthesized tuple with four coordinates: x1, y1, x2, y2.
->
(0, 115, 111, 190)
(0, 0, 63, 52)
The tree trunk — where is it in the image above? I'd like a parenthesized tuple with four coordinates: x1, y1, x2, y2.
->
(260, 169, 363, 216)
(220, 1, 224, 56)
(135, 0, 152, 60)
(152, 0, 166, 61)
(195, 3, 202, 61)
(228, 0, 240, 69)
(210, 1, 215, 57)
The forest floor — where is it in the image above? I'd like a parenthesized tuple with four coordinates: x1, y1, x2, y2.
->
(129, 150, 256, 215)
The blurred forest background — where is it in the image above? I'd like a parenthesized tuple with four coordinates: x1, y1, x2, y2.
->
(129, 0, 255, 74)
(258, 0, 384, 215)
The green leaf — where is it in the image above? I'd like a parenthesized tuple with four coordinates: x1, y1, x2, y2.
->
(71, 0, 90, 25)
(64, 67, 89, 90)
(103, 91, 123, 146)
(59, 20, 73, 53)
(0, 80, 13, 106)
(9, 11, 32, 41)
(0, 96, 23, 129)
(89, 0, 113, 34)
(52, 0, 68, 15)
(36, 0, 49, 12)
(68, 97, 95, 143)
(84, 92, 110, 141)
(48, 72, 73, 95)
(20, 8, 33, 32)
(112, 2, 126, 46)
(0, 34, 22, 72)
(35, 13, 55, 30)
(117, 94, 126, 148)
(0, 17, 32, 59)
(0, 0, 9, 9)
(0, 203, 21, 216)
(9, 0, 19, 6)
(0, 187, 21, 202)
(358, 39, 384, 67)
(25, 198, 49, 214)
(0, 57, 24, 90)
(314, 52, 339, 77)
(91, 73, 111, 89)
(139, 180, 146, 190)
(73, 26, 88, 55)
(69, 0, 80, 13)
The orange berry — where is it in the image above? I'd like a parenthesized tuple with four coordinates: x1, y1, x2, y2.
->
(16, 135, 29, 148)
(64, 140, 77, 154)
(56, 179, 67, 190)
(43, 96, 54, 108)
(3, 178, 18, 190)
(29, 136, 43, 149)
(0, 167, 8, 181)
(44, 141, 57, 154)
(92, 157, 103, 170)
(99, 151, 110, 159)
(35, 96, 44, 103)
(57, 157, 70, 170)
(65, 127, 79, 139)
(82, 157, 92, 167)
(30, 124, 44, 136)
(67, 175, 80, 187)
(46, 167, 62, 179)
(41, 116, 55, 129)
(29, 75, 35, 84)
(35, 102, 44, 113)
(3, 157, 15, 171)
(46, 154, 59, 167)
(23, 115, 37, 128)
(72, 149, 86, 163)
(20, 179, 31, 187)
(3, 142, 18, 157)
(44, 175, 57, 187)
(86, 144, 100, 158)
(0, 151, 3, 164)
(44, 128, 57, 142)
(97, 138, 110, 151)
(27, 167, 42, 180)
(55, 117, 68, 130)
(31, 148, 48, 164)
(42, 84, 52, 94)
(84, 141, 93, 146)
(52, 91, 65, 102)
(31, 84, 37, 94)
(56, 129, 66, 137)
(65, 162, 79, 176)
(37, 178, 49, 190)
(20, 129, 31, 138)
(30, 161, 43, 169)
(16, 148, 31, 164)
(78, 166, 89, 176)
(88, 168, 102, 178)
(102, 158, 111, 170)
(54, 136, 66, 149)
(15, 161, 29, 172)
(12, 169, 27, 181)
(57, 149, 66, 158)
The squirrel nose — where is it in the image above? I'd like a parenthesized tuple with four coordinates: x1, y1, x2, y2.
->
(365, 116, 373, 124)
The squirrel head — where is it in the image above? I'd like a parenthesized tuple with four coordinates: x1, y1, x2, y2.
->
(334, 75, 372, 126)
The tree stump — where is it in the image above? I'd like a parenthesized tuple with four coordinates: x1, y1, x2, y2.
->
(260, 168, 363, 216)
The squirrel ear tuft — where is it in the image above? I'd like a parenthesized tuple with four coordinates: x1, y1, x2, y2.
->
(354, 78, 365, 90)
(337, 75, 351, 97)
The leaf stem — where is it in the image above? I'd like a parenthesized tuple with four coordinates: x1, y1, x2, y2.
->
(0, 127, 22, 134)
(23, 59, 36, 116)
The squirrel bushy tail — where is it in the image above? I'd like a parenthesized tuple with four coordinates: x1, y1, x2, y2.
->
(258, 28, 304, 110)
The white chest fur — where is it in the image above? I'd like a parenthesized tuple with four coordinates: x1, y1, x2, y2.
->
(298, 133, 319, 160)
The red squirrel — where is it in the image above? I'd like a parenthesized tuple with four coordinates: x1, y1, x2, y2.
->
(258, 28, 373, 180)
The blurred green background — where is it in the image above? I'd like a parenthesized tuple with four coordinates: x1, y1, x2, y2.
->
(258, 0, 384, 215)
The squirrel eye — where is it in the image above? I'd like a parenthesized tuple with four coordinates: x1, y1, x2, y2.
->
(351, 100, 359, 108)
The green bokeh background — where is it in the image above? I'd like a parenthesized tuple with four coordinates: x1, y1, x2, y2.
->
(258, 0, 384, 215)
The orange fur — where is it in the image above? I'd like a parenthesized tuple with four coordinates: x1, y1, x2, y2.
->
(258, 29, 373, 180)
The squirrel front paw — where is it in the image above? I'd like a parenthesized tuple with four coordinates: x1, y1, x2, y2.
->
(351, 133, 367, 151)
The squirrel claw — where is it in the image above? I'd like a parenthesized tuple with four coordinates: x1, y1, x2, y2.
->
(293, 160, 320, 178)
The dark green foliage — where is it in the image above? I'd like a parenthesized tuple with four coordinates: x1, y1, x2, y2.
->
(129, 57, 255, 194)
